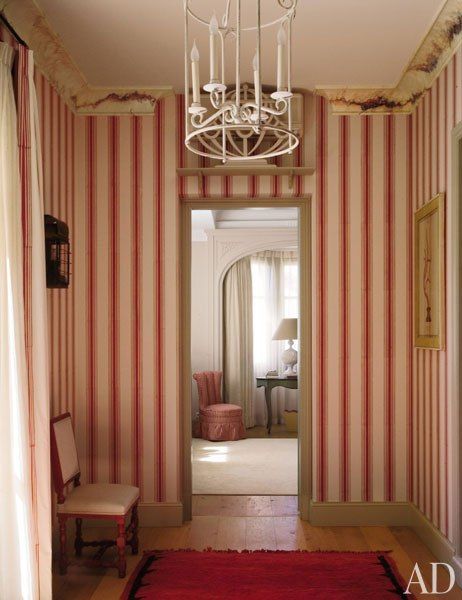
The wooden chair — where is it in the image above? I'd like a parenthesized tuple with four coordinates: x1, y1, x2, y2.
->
(50, 413, 139, 578)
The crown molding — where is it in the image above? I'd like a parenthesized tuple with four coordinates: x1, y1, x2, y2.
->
(316, 0, 462, 114)
(0, 0, 173, 114)
(2, 0, 461, 116)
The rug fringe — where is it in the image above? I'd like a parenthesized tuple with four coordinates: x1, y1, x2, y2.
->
(141, 548, 392, 555)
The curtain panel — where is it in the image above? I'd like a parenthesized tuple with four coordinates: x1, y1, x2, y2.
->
(17, 45, 52, 599)
(251, 250, 299, 426)
(0, 40, 51, 599)
(223, 256, 255, 428)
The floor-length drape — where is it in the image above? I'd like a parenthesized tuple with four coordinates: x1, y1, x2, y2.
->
(18, 46, 52, 599)
(0, 41, 38, 599)
(251, 251, 299, 426)
(223, 256, 255, 428)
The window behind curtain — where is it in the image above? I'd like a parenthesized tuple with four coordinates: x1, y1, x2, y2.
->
(251, 250, 298, 376)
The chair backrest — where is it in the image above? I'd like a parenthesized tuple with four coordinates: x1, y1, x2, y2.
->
(50, 412, 80, 502)
(193, 371, 222, 409)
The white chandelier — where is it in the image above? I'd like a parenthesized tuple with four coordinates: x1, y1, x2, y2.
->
(184, 0, 299, 163)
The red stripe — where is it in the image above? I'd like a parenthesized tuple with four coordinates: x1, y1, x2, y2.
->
(316, 96, 327, 501)
(71, 111, 76, 422)
(132, 116, 143, 492)
(406, 115, 414, 503)
(86, 117, 97, 482)
(109, 117, 120, 484)
(361, 116, 372, 502)
(155, 102, 165, 502)
(176, 95, 186, 199)
(339, 116, 350, 502)
(384, 115, 395, 502)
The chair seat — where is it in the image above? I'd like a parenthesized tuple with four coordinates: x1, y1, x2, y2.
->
(200, 403, 243, 417)
(57, 483, 139, 516)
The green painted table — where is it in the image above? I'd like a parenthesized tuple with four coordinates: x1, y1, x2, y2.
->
(256, 376, 298, 434)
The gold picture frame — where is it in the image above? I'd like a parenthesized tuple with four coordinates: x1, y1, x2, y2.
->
(414, 193, 445, 349)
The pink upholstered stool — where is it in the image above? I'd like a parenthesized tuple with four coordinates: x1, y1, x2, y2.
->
(193, 371, 246, 442)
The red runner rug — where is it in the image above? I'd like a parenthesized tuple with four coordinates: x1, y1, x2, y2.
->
(122, 550, 413, 599)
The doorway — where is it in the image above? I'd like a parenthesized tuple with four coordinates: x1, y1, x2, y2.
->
(180, 197, 311, 522)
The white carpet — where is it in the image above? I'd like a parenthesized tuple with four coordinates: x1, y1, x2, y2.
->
(192, 438, 297, 495)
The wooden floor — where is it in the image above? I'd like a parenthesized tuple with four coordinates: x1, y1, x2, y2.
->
(53, 495, 462, 599)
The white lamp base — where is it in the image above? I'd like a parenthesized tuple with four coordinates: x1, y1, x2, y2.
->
(281, 340, 298, 375)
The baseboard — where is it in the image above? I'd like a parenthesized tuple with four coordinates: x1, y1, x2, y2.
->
(138, 502, 183, 527)
(309, 500, 458, 576)
(408, 503, 455, 565)
(309, 501, 412, 526)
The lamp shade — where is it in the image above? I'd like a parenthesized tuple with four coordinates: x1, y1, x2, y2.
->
(272, 317, 298, 341)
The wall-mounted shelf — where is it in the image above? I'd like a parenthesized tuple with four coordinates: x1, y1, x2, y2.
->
(176, 166, 314, 193)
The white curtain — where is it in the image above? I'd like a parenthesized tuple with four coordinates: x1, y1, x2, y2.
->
(223, 256, 255, 427)
(0, 42, 51, 599)
(22, 46, 52, 599)
(251, 250, 299, 426)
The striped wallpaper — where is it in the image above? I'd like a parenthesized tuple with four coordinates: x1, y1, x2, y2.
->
(29, 43, 462, 544)
(410, 46, 462, 543)
(314, 100, 410, 504)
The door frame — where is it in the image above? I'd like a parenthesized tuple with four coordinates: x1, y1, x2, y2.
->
(180, 196, 312, 521)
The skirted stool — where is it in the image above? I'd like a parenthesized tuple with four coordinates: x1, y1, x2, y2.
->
(193, 371, 246, 442)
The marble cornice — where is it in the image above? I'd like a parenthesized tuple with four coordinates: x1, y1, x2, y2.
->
(1, 0, 461, 115)
(316, 0, 462, 114)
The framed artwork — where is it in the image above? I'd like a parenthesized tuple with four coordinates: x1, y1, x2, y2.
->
(414, 193, 445, 349)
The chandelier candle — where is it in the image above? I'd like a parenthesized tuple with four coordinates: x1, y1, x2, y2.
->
(253, 53, 261, 106)
(209, 13, 219, 83)
(184, 0, 299, 162)
(277, 25, 287, 92)
(190, 41, 200, 105)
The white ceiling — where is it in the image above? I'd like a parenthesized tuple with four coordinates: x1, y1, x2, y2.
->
(192, 207, 298, 240)
(35, 0, 445, 91)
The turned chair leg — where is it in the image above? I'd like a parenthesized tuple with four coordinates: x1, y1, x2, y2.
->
(116, 517, 127, 578)
(75, 518, 84, 556)
(58, 516, 68, 575)
(130, 504, 139, 555)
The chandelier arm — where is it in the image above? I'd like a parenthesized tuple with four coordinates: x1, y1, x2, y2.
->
(190, 103, 235, 129)
(278, 0, 297, 8)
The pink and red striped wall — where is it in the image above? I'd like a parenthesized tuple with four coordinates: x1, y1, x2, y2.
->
(314, 101, 410, 504)
(409, 46, 462, 542)
(31, 47, 462, 543)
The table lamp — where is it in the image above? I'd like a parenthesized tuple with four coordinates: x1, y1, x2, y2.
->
(272, 318, 298, 375)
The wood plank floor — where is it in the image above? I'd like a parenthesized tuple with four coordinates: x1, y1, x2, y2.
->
(53, 495, 462, 599)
